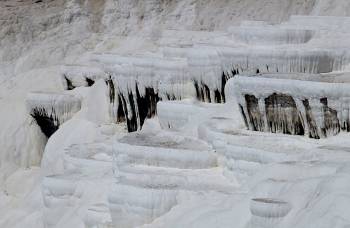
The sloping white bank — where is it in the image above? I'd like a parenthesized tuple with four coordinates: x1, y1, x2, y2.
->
(3, 87, 350, 228)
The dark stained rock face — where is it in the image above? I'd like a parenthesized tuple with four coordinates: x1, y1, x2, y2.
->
(238, 92, 348, 139)
(245, 94, 265, 131)
(264, 93, 304, 135)
(117, 85, 161, 133)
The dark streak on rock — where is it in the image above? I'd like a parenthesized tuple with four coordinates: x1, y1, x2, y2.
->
(320, 97, 340, 137)
(193, 80, 201, 101)
(117, 94, 126, 123)
(302, 99, 320, 139)
(239, 104, 249, 129)
(106, 77, 115, 103)
(245, 94, 264, 131)
(117, 85, 161, 132)
(64, 75, 75, 90)
(203, 83, 211, 103)
(127, 91, 138, 132)
(214, 89, 221, 103)
(136, 85, 160, 129)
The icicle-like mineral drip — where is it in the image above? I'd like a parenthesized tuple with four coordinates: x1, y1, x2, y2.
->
(231, 75, 350, 138)
(61, 65, 108, 89)
(102, 55, 199, 131)
(26, 92, 81, 137)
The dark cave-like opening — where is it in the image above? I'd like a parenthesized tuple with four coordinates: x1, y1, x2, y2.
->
(30, 107, 60, 138)
(86, 77, 95, 87)
(136, 85, 160, 129)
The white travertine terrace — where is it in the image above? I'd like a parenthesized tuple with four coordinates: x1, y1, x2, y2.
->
(232, 75, 350, 138)
(26, 92, 81, 121)
(26, 92, 81, 137)
(3, 1, 350, 227)
(249, 198, 292, 228)
(31, 13, 350, 228)
(109, 130, 236, 227)
(61, 65, 109, 89)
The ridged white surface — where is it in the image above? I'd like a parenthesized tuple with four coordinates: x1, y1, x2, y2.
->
(3, 1, 350, 228)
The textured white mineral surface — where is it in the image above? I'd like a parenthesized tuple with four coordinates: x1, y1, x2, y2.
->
(2, 1, 350, 228)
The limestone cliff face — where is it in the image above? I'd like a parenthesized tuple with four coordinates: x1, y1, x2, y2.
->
(0, 0, 319, 74)
(4, 0, 350, 74)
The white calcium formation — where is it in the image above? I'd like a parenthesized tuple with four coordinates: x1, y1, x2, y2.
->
(232, 75, 350, 138)
(2, 1, 350, 228)
(26, 92, 82, 137)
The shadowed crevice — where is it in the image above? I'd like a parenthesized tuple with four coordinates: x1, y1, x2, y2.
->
(136, 85, 160, 128)
(30, 108, 59, 138)
(86, 77, 95, 87)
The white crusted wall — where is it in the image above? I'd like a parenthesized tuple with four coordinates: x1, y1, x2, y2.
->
(0, 0, 350, 180)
